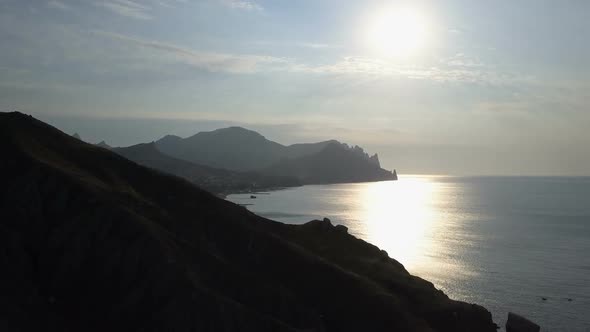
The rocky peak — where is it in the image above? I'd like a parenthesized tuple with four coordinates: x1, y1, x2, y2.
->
(96, 141, 112, 149)
(369, 153, 380, 167)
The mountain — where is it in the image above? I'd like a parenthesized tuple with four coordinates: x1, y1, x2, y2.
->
(113, 142, 300, 193)
(156, 127, 285, 171)
(0, 112, 496, 331)
(96, 140, 112, 149)
(155, 126, 396, 184)
(264, 142, 396, 184)
(284, 140, 340, 159)
(113, 141, 230, 185)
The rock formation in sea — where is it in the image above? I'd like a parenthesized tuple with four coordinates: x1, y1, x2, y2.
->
(506, 312, 540, 332)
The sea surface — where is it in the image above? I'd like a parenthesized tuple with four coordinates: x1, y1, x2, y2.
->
(227, 176, 590, 331)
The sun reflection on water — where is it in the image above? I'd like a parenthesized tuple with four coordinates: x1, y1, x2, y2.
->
(358, 176, 439, 271)
(229, 176, 471, 287)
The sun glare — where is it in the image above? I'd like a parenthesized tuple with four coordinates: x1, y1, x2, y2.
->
(366, 7, 429, 58)
(360, 177, 437, 270)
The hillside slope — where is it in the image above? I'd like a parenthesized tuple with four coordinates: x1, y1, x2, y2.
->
(113, 142, 300, 193)
(0, 112, 496, 332)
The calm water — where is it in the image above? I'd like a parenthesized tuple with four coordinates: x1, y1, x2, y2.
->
(228, 176, 590, 331)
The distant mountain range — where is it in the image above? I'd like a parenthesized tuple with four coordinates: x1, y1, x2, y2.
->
(154, 126, 396, 186)
(155, 126, 388, 171)
(0, 112, 496, 331)
(79, 126, 396, 193)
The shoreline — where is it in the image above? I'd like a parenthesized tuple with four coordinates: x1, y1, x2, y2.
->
(217, 185, 294, 199)
(219, 176, 581, 331)
(219, 177, 399, 199)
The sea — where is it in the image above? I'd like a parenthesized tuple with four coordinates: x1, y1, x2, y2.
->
(227, 176, 590, 331)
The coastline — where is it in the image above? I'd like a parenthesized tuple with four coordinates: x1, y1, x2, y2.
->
(217, 185, 294, 199)
(219, 176, 399, 199)
(223, 177, 590, 330)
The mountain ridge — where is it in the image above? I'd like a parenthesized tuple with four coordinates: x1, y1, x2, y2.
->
(155, 126, 396, 183)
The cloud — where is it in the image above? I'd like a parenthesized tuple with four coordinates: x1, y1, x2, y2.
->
(441, 53, 485, 68)
(253, 40, 340, 49)
(95, 31, 288, 73)
(93, 29, 533, 85)
(219, 0, 263, 11)
(47, 1, 71, 11)
(295, 42, 338, 49)
(94, 0, 153, 20)
(154, 0, 188, 9)
(290, 56, 535, 86)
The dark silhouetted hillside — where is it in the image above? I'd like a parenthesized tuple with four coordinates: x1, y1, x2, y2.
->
(264, 142, 396, 184)
(284, 140, 339, 159)
(113, 142, 300, 193)
(156, 127, 285, 171)
(0, 112, 496, 332)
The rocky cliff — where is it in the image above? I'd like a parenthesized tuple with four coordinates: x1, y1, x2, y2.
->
(264, 142, 396, 184)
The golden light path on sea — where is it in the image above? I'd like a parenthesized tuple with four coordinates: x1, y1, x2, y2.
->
(358, 177, 438, 270)
(229, 176, 475, 294)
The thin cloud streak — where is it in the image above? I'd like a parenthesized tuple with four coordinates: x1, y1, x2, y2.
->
(96, 30, 533, 85)
(95, 31, 288, 73)
(94, 0, 153, 20)
(95, 29, 530, 85)
(219, 0, 263, 11)
(252, 40, 341, 49)
(47, 1, 71, 11)
(290, 56, 535, 86)
(155, 0, 186, 8)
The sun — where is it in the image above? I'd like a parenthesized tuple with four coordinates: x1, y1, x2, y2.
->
(366, 7, 429, 58)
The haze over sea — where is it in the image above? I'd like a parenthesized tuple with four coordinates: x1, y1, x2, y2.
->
(228, 176, 590, 331)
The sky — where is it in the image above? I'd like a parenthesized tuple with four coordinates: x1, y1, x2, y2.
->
(0, 0, 589, 175)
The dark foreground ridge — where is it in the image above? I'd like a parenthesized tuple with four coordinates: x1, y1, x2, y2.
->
(0, 112, 497, 331)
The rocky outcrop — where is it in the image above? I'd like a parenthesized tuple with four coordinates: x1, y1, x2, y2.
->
(506, 312, 540, 332)
(263, 142, 396, 184)
(369, 153, 380, 167)
(96, 140, 111, 149)
(0, 112, 497, 332)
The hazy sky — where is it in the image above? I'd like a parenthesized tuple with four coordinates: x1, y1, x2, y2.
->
(1, 0, 589, 175)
